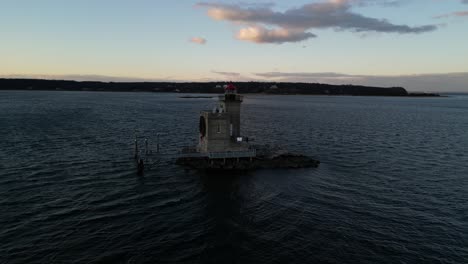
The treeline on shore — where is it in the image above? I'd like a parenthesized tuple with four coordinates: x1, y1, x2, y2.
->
(0, 78, 440, 97)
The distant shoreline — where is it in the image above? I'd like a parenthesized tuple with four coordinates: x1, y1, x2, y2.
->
(0, 78, 441, 97)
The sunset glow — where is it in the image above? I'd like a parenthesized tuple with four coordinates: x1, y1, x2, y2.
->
(1, 0, 467, 91)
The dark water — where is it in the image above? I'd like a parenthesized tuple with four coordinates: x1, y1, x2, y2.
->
(1, 91, 467, 264)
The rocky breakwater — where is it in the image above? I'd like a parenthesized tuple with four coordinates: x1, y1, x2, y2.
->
(176, 145, 320, 171)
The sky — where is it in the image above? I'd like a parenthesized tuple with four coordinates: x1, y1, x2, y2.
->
(1, 0, 467, 91)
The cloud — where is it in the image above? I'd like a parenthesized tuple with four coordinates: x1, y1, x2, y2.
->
(189, 37, 207, 45)
(253, 71, 468, 92)
(211, 70, 241, 77)
(451, 11, 468, 16)
(197, 1, 437, 44)
(435, 11, 468, 18)
(255, 72, 359, 78)
(349, 0, 404, 7)
(434, 0, 468, 19)
(237, 26, 316, 43)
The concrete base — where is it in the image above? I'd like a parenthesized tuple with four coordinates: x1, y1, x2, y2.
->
(176, 153, 320, 171)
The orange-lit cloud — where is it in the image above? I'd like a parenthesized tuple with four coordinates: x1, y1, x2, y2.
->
(435, 10, 468, 18)
(197, 1, 437, 44)
(189, 37, 207, 45)
(237, 26, 316, 44)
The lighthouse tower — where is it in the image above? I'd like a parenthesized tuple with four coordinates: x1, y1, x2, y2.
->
(220, 83, 242, 138)
(198, 83, 249, 154)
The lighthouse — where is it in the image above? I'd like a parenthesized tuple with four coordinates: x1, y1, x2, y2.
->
(197, 83, 251, 155)
(176, 82, 320, 170)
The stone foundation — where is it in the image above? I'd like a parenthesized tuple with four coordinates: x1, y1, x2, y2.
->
(176, 152, 320, 171)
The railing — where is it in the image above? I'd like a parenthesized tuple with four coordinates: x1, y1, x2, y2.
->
(177, 149, 256, 159)
(208, 149, 256, 159)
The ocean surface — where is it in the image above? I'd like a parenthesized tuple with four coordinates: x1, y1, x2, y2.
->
(1, 91, 467, 264)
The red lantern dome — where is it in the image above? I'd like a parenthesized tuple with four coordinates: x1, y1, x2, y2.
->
(224, 83, 237, 93)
